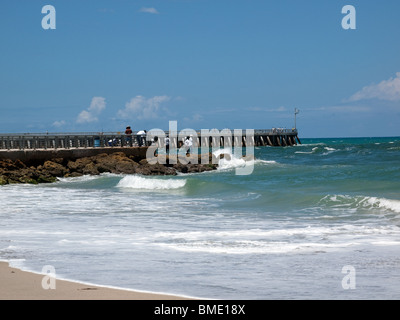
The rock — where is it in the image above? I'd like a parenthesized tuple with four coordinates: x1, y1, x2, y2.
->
(0, 159, 25, 171)
(64, 172, 84, 178)
(0, 175, 7, 185)
(0, 151, 218, 185)
(135, 165, 152, 175)
(67, 158, 92, 173)
(37, 175, 57, 184)
(82, 163, 100, 176)
(115, 161, 138, 174)
(19, 177, 38, 184)
(149, 163, 164, 174)
(14, 159, 27, 169)
(51, 158, 65, 165)
(98, 153, 138, 174)
(43, 161, 68, 177)
(95, 163, 113, 174)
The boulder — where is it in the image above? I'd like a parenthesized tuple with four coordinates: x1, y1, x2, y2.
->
(82, 163, 100, 176)
(43, 161, 68, 177)
(0, 175, 7, 185)
(115, 161, 138, 174)
(37, 175, 57, 183)
(67, 158, 93, 173)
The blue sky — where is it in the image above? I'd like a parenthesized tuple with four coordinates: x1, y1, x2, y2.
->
(0, 0, 399, 137)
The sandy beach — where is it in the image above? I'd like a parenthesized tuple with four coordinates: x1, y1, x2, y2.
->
(0, 262, 189, 300)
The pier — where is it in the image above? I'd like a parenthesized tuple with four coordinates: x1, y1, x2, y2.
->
(0, 129, 300, 152)
(0, 129, 301, 183)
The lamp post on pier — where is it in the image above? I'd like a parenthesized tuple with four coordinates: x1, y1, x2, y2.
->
(294, 108, 300, 130)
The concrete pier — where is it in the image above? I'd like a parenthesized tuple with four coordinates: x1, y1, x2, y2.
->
(0, 147, 148, 166)
(0, 129, 300, 150)
(0, 129, 301, 185)
(0, 129, 300, 163)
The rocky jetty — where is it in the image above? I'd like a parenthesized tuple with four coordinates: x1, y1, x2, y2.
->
(0, 152, 218, 185)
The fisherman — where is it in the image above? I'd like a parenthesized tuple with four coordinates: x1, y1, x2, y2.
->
(165, 135, 170, 153)
(125, 126, 133, 146)
(108, 138, 118, 147)
(137, 130, 146, 147)
(184, 136, 192, 155)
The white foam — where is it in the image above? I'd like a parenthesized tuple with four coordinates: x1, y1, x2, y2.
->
(213, 148, 248, 171)
(151, 225, 400, 254)
(255, 159, 278, 165)
(294, 143, 325, 147)
(117, 175, 186, 190)
(365, 197, 400, 214)
(218, 157, 247, 171)
(56, 175, 103, 183)
(320, 195, 400, 214)
(213, 148, 276, 171)
(295, 146, 329, 154)
(57, 173, 122, 184)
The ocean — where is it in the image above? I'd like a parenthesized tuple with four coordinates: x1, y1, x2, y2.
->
(1, 137, 400, 299)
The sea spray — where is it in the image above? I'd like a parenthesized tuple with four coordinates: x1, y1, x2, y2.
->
(213, 148, 277, 171)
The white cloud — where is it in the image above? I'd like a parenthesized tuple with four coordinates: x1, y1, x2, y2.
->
(77, 110, 93, 123)
(139, 7, 159, 14)
(311, 106, 371, 113)
(77, 97, 106, 124)
(52, 120, 66, 128)
(246, 106, 287, 112)
(349, 72, 400, 102)
(98, 8, 115, 13)
(184, 113, 203, 123)
(118, 95, 171, 120)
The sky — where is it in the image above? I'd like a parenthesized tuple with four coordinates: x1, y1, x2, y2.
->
(0, 0, 399, 138)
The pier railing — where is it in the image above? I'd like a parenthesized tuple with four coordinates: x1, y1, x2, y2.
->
(0, 133, 142, 150)
(0, 129, 299, 150)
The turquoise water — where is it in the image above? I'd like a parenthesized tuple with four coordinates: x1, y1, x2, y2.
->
(1, 137, 400, 299)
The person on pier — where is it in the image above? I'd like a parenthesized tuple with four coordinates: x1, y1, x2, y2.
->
(184, 136, 193, 155)
(137, 130, 147, 147)
(125, 126, 133, 146)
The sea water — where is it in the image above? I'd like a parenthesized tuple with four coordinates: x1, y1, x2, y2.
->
(1, 137, 400, 299)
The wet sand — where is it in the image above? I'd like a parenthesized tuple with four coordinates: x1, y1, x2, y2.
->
(0, 262, 189, 300)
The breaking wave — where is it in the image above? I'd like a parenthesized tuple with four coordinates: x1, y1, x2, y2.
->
(295, 146, 337, 155)
(117, 175, 186, 190)
(319, 195, 400, 214)
(213, 148, 277, 171)
(151, 225, 400, 254)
